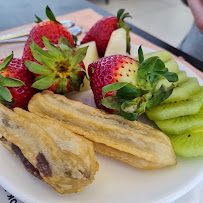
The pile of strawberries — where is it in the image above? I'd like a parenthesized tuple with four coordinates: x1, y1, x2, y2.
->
(0, 6, 132, 110)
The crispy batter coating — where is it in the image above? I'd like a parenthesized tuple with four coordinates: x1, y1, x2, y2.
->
(0, 104, 98, 194)
(28, 91, 176, 169)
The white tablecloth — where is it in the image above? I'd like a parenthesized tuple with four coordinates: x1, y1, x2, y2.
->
(0, 180, 202, 203)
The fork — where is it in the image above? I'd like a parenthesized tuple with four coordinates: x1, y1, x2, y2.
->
(0, 20, 82, 44)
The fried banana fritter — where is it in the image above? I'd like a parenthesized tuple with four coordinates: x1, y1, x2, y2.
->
(0, 104, 98, 194)
(28, 91, 177, 170)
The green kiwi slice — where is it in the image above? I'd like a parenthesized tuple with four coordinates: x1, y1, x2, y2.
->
(163, 77, 201, 103)
(135, 50, 173, 63)
(165, 59, 179, 73)
(168, 127, 203, 157)
(146, 87, 203, 120)
(156, 70, 188, 91)
(155, 107, 203, 135)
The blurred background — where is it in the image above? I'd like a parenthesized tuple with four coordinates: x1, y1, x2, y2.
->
(88, 0, 193, 47)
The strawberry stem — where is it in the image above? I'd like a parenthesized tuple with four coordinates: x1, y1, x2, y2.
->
(116, 9, 132, 54)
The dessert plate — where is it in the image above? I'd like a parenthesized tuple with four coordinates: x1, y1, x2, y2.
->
(0, 45, 202, 203)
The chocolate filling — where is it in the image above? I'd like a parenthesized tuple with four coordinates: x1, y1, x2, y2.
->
(0, 137, 42, 180)
(36, 153, 52, 177)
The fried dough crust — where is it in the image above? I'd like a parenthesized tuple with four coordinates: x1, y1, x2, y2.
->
(0, 104, 98, 193)
(28, 91, 176, 169)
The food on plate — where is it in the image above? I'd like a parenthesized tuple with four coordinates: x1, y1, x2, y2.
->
(155, 70, 187, 90)
(22, 6, 74, 62)
(0, 52, 36, 109)
(146, 88, 203, 120)
(79, 41, 99, 72)
(144, 57, 203, 157)
(104, 28, 127, 57)
(168, 127, 203, 157)
(0, 104, 98, 194)
(81, 9, 131, 57)
(165, 59, 179, 73)
(136, 50, 172, 63)
(78, 41, 99, 91)
(155, 106, 203, 135)
(24, 36, 87, 93)
(162, 77, 201, 103)
(28, 91, 177, 170)
(88, 54, 139, 113)
(88, 47, 178, 120)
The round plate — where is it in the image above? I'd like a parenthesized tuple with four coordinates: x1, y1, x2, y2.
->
(0, 46, 202, 203)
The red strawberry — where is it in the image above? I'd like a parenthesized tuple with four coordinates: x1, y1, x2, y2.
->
(22, 6, 74, 62)
(0, 52, 37, 109)
(24, 36, 87, 94)
(88, 55, 139, 112)
(81, 9, 131, 57)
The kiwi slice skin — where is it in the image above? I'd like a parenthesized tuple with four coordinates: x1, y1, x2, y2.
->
(169, 128, 203, 157)
(156, 71, 187, 91)
(155, 107, 203, 135)
(163, 77, 201, 103)
(146, 88, 203, 120)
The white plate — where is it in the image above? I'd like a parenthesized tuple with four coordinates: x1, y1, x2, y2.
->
(0, 46, 202, 203)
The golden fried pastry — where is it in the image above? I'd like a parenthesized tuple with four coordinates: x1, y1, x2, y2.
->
(28, 91, 177, 169)
(0, 104, 98, 194)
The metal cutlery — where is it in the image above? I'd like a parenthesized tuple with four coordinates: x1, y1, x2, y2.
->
(0, 20, 75, 41)
(0, 26, 82, 44)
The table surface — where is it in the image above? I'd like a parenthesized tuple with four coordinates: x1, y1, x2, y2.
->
(0, 0, 202, 71)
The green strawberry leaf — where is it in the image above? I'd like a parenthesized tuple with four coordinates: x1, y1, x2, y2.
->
(137, 56, 158, 85)
(117, 9, 125, 20)
(30, 40, 54, 59)
(32, 73, 55, 90)
(46, 5, 60, 24)
(153, 58, 166, 72)
(147, 84, 174, 109)
(161, 71, 178, 82)
(0, 52, 13, 71)
(69, 72, 83, 91)
(35, 15, 43, 23)
(102, 82, 128, 97)
(121, 12, 131, 20)
(58, 37, 73, 59)
(138, 46, 144, 64)
(25, 61, 52, 74)
(56, 78, 67, 94)
(0, 87, 12, 102)
(101, 96, 123, 110)
(30, 40, 56, 69)
(34, 75, 47, 82)
(70, 46, 88, 67)
(0, 77, 24, 87)
(116, 84, 140, 100)
(72, 35, 78, 47)
(42, 36, 63, 59)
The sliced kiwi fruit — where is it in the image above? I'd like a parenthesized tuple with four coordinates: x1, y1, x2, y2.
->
(163, 77, 201, 103)
(155, 107, 203, 135)
(168, 127, 203, 157)
(156, 70, 187, 91)
(146, 87, 203, 120)
(141, 50, 172, 63)
(165, 59, 179, 73)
